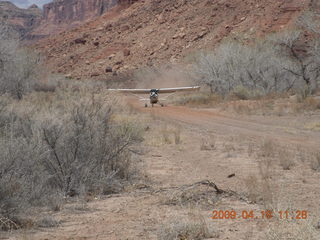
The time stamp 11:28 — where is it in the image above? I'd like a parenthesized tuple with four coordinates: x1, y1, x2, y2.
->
(211, 210, 308, 220)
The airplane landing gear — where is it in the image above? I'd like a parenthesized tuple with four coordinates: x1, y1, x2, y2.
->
(145, 103, 148, 108)
(160, 103, 164, 107)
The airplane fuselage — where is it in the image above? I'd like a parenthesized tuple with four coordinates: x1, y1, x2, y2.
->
(150, 89, 159, 104)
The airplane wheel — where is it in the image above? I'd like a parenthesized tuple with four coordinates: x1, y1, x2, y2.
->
(145, 103, 148, 108)
(160, 103, 164, 107)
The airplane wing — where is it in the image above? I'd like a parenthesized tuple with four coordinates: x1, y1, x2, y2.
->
(108, 89, 151, 94)
(108, 86, 200, 94)
(158, 86, 200, 93)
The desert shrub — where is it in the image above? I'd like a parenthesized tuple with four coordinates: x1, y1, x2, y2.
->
(278, 150, 295, 170)
(192, 27, 320, 97)
(0, 23, 40, 100)
(0, 89, 142, 229)
(36, 216, 60, 228)
(244, 175, 261, 203)
(231, 86, 253, 100)
(158, 214, 214, 240)
(192, 40, 296, 96)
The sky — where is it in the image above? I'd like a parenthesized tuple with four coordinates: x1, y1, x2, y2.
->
(2, 0, 52, 8)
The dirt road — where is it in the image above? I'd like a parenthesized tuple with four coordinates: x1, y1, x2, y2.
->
(133, 101, 320, 151)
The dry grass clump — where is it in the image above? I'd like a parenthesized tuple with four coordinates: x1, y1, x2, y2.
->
(257, 140, 296, 171)
(278, 148, 295, 170)
(173, 126, 182, 145)
(310, 152, 320, 171)
(172, 92, 220, 106)
(230, 86, 264, 100)
(291, 96, 320, 113)
(244, 175, 261, 203)
(266, 219, 320, 240)
(257, 139, 276, 158)
(36, 216, 60, 228)
(244, 174, 276, 209)
(0, 86, 143, 230)
(161, 125, 172, 144)
(157, 213, 215, 240)
(304, 122, 320, 131)
(200, 135, 216, 151)
(158, 125, 183, 145)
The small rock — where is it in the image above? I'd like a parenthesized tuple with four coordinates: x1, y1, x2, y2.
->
(228, 173, 236, 178)
(90, 72, 100, 77)
(105, 23, 112, 31)
(113, 65, 120, 71)
(105, 67, 113, 73)
(115, 60, 123, 65)
(121, 25, 130, 32)
(65, 74, 72, 79)
(74, 38, 86, 44)
(136, 24, 143, 30)
(123, 49, 131, 56)
(108, 54, 115, 60)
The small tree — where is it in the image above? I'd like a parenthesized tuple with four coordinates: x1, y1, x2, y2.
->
(192, 40, 297, 96)
(0, 22, 40, 99)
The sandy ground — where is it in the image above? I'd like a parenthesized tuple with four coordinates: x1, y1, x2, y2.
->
(3, 100, 320, 240)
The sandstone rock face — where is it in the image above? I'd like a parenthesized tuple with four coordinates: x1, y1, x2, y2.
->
(1, 0, 138, 41)
(42, 0, 118, 24)
(0, 1, 41, 38)
(31, 0, 138, 37)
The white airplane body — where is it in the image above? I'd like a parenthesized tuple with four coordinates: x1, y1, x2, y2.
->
(109, 86, 200, 107)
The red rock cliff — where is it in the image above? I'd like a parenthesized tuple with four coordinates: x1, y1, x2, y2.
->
(42, 0, 118, 24)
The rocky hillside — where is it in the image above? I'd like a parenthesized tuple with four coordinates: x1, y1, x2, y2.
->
(0, 1, 42, 39)
(35, 0, 311, 80)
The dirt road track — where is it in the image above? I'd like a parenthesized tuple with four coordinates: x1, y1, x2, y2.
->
(130, 101, 320, 151)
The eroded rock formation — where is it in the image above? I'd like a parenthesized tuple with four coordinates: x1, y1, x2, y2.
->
(0, 1, 41, 38)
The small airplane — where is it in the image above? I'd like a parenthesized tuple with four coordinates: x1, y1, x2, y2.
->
(109, 86, 200, 107)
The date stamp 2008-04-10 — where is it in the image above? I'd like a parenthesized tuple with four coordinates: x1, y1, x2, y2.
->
(211, 210, 308, 220)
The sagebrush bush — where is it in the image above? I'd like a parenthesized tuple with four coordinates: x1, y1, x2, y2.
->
(0, 88, 142, 229)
